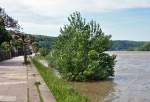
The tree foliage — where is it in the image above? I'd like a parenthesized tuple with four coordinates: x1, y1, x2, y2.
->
(1, 41, 11, 52)
(51, 12, 116, 81)
(133, 42, 150, 51)
(0, 7, 20, 29)
(32, 41, 39, 54)
(0, 7, 20, 45)
(110, 40, 146, 51)
(39, 48, 49, 57)
(32, 35, 56, 50)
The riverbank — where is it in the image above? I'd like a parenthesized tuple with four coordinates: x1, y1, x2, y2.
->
(38, 51, 150, 102)
(31, 57, 89, 102)
(70, 51, 150, 102)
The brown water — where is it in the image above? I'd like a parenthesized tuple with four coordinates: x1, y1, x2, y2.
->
(71, 51, 150, 102)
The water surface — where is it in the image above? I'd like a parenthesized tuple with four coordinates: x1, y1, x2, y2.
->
(71, 51, 150, 102)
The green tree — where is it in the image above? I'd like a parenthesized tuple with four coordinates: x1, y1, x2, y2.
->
(39, 48, 49, 57)
(0, 7, 20, 44)
(0, 7, 20, 29)
(14, 33, 32, 64)
(0, 7, 20, 59)
(138, 42, 150, 51)
(52, 12, 116, 81)
(32, 42, 39, 54)
(1, 41, 12, 57)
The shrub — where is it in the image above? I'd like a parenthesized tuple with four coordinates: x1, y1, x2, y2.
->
(39, 48, 49, 57)
(51, 12, 116, 81)
(32, 58, 89, 102)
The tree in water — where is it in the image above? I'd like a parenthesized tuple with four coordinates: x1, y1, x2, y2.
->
(39, 48, 49, 57)
(53, 12, 116, 81)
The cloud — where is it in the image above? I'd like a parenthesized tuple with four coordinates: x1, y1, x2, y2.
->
(19, 21, 63, 36)
(9, 0, 150, 15)
(2, 0, 150, 16)
(0, 0, 150, 36)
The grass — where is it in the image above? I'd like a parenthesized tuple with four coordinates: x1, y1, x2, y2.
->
(33, 55, 45, 60)
(31, 57, 89, 102)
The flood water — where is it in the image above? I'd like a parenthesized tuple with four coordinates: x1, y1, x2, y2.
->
(71, 51, 150, 102)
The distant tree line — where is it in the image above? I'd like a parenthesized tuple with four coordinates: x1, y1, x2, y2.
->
(33, 36, 149, 51)
(128, 42, 150, 51)
(110, 40, 146, 51)
(32, 35, 56, 50)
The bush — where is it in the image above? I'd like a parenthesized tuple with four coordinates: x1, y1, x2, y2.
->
(50, 12, 116, 81)
(39, 48, 49, 57)
(46, 51, 57, 68)
(32, 58, 89, 102)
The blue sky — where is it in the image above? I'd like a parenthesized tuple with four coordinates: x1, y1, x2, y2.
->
(0, 0, 150, 41)
(86, 8, 150, 41)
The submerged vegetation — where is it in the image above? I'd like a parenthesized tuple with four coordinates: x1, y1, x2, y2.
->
(32, 57, 89, 102)
(47, 12, 116, 81)
(39, 48, 49, 57)
(2, 4, 150, 101)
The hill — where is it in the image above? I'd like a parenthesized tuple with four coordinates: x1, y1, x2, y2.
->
(110, 40, 147, 51)
(32, 35, 56, 50)
(32, 35, 148, 51)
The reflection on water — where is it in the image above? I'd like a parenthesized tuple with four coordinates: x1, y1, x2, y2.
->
(71, 80, 116, 102)
(71, 51, 150, 102)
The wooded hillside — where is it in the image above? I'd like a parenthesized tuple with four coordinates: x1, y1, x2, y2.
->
(32, 36, 147, 51)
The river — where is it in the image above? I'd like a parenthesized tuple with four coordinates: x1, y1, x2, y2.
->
(71, 51, 150, 102)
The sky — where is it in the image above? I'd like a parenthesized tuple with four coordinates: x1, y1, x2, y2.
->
(0, 0, 150, 41)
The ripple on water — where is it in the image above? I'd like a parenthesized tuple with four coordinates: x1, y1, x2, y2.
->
(71, 51, 150, 102)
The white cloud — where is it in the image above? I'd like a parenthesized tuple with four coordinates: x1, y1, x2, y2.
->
(19, 21, 63, 36)
(2, 0, 150, 16)
(0, 0, 150, 36)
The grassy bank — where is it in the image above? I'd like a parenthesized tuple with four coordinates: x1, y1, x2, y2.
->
(31, 58, 89, 102)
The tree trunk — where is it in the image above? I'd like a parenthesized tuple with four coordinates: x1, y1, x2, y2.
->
(23, 42, 28, 64)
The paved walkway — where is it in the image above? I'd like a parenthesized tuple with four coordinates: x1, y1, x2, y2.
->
(0, 56, 56, 102)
